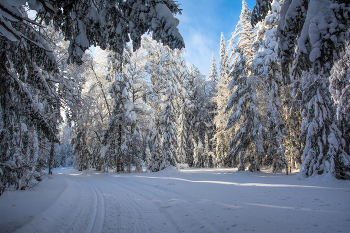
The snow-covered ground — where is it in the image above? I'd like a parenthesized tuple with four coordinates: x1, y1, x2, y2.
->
(1, 167, 349, 233)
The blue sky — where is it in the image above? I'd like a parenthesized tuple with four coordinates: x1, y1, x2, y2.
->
(175, 0, 257, 77)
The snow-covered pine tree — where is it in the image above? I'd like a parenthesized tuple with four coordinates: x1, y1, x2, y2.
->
(101, 47, 136, 173)
(160, 81, 179, 170)
(142, 37, 188, 171)
(278, 0, 350, 179)
(183, 65, 213, 167)
(193, 139, 205, 168)
(208, 51, 219, 108)
(295, 1, 349, 76)
(204, 132, 211, 167)
(277, 0, 309, 84)
(278, 0, 350, 83)
(251, 0, 274, 26)
(132, 125, 143, 172)
(209, 52, 220, 85)
(225, 1, 264, 172)
(72, 125, 91, 171)
(125, 49, 148, 172)
(177, 86, 189, 164)
(145, 132, 152, 167)
(212, 33, 232, 168)
(206, 52, 219, 163)
(0, 20, 63, 192)
(142, 39, 166, 171)
(230, 0, 257, 66)
(148, 116, 163, 172)
(226, 47, 264, 172)
(28, 0, 185, 63)
(329, 41, 350, 161)
(299, 71, 350, 179)
(251, 1, 288, 173)
(102, 72, 135, 172)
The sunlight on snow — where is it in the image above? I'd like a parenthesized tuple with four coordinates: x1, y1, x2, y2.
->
(134, 176, 347, 190)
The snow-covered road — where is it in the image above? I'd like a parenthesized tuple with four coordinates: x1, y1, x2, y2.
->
(1, 167, 350, 233)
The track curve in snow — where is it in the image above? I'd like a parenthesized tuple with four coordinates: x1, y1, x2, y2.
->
(86, 181, 105, 233)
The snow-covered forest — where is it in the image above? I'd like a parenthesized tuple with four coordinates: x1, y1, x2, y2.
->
(1, 0, 350, 232)
(1, 0, 350, 194)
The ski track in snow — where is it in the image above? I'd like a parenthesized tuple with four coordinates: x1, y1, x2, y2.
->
(86, 181, 105, 233)
(1, 167, 350, 233)
(95, 174, 220, 233)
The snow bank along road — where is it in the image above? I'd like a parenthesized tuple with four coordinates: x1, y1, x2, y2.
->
(1, 167, 350, 233)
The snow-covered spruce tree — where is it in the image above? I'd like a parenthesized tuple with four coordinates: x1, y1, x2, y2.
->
(278, 0, 350, 179)
(278, 0, 349, 82)
(0, 19, 62, 192)
(206, 52, 219, 165)
(178, 77, 195, 166)
(329, 41, 350, 161)
(212, 33, 232, 168)
(277, 0, 309, 84)
(251, 1, 288, 173)
(132, 125, 143, 172)
(299, 71, 350, 179)
(148, 116, 163, 172)
(72, 125, 91, 171)
(251, 0, 274, 26)
(225, 1, 264, 172)
(142, 37, 188, 171)
(125, 49, 148, 172)
(160, 81, 179, 170)
(282, 79, 303, 171)
(177, 86, 189, 164)
(143, 38, 172, 171)
(209, 52, 220, 86)
(193, 139, 204, 168)
(32, 0, 185, 63)
(100, 47, 132, 172)
(230, 0, 257, 66)
(204, 132, 211, 167)
(295, 1, 349, 76)
(226, 46, 264, 172)
(71, 80, 103, 171)
(145, 132, 152, 167)
(183, 65, 213, 167)
(102, 72, 135, 173)
(207, 52, 219, 115)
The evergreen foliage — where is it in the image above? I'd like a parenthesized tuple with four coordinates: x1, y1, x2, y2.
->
(251, 1, 287, 172)
(299, 71, 350, 179)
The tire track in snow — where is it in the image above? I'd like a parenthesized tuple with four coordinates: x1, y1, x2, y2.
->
(86, 181, 105, 233)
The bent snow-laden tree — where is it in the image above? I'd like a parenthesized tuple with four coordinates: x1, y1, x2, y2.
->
(0, 0, 184, 194)
(276, 0, 350, 178)
(299, 71, 350, 179)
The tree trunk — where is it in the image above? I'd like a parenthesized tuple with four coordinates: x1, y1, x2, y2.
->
(49, 142, 55, 175)
(117, 124, 124, 173)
